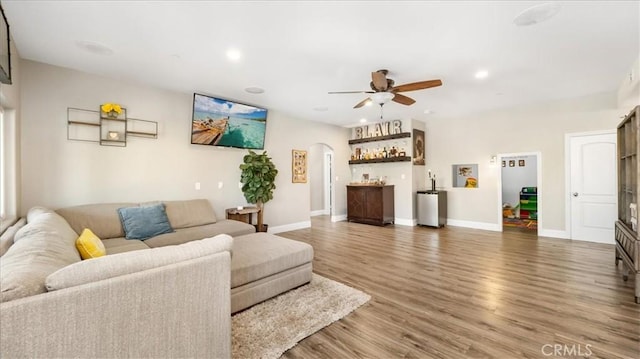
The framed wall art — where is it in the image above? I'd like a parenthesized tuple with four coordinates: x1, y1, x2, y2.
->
(292, 149, 307, 183)
(452, 164, 479, 188)
(413, 129, 425, 165)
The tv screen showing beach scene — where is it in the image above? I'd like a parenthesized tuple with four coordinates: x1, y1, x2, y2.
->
(191, 93, 268, 149)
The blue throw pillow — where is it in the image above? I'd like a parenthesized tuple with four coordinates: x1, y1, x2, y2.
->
(117, 203, 174, 240)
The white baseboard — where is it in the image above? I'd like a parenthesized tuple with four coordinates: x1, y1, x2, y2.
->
(569, 236, 614, 244)
(538, 229, 570, 239)
(395, 218, 417, 226)
(331, 214, 347, 222)
(268, 221, 311, 234)
(446, 219, 501, 232)
(310, 209, 330, 217)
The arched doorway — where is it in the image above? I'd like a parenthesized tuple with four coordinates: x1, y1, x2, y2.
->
(309, 143, 334, 219)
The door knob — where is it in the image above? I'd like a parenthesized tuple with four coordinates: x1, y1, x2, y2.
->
(573, 192, 579, 197)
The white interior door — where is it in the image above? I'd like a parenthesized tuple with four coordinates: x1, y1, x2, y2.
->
(570, 133, 617, 243)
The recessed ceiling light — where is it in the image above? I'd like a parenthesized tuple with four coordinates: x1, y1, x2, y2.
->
(313, 106, 328, 112)
(514, 2, 561, 26)
(245, 86, 264, 94)
(226, 48, 242, 61)
(475, 70, 489, 79)
(423, 109, 433, 114)
(76, 40, 114, 55)
(365, 100, 372, 106)
(359, 118, 367, 123)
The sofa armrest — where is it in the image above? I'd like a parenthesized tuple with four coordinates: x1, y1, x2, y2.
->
(0, 251, 231, 359)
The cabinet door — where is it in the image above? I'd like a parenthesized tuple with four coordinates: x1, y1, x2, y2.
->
(347, 187, 365, 219)
(364, 188, 383, 220)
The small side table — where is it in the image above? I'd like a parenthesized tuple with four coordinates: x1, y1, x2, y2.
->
(226, 207, 260, 225)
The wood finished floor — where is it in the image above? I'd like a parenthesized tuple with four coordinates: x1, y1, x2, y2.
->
(277, 216, 639, 359)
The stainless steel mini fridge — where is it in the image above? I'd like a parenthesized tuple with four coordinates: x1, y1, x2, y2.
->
(417, 191, 447, 227)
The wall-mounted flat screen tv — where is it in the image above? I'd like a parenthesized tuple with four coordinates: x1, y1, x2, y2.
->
(191, 93, 268, 149)
(0, 6, 12, 85)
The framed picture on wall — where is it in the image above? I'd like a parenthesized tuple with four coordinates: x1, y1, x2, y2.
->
(509, 160, 515, 167)
(519, 159, 525, 167)
(413, 129, 425, 165)
(502, 160, 506, 167)
(452, 164, 479, 188)
(292, 149, 307, 183)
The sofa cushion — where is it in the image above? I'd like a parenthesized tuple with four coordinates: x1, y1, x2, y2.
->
(230, 233, 314, 288)
(56, 203, 133, 239)
(118, 203, 174, 240)
(162, 199, 218, 229)
(102, 237, 150, 254)
(0, 218, 26, 257)
(45, 234, 233, 291)
(76, 228, 106, 259)
(143, 219, 255, 248)
(1, 207, 82, 302)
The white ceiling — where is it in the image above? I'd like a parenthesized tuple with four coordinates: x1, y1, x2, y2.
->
(3, 1, 639, 127)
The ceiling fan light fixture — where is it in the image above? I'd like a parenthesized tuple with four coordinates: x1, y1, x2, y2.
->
(370, 92, 395, 105)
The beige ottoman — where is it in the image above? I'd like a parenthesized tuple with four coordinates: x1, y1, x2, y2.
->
(230, 232, 314, 313)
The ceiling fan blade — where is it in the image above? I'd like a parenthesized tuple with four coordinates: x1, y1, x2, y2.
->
(392, 79, 442, 92)
(328, 91, 375, 94)
(354, 98, 371, 109)
(392, 93, 416, 106)
(371, 71, 388, 91)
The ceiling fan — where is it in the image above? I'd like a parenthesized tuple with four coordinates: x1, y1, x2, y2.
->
(329, 69, 442, 109)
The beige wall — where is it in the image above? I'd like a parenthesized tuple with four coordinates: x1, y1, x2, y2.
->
(425, 92, 621, 234)
(19, 59, 636, 234)
(618, 54, 640, 110)
(19, 60, 351, 231)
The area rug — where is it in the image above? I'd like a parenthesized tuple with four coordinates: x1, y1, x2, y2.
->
(503, 218, 538, 230)
(232, 274, 371, 359)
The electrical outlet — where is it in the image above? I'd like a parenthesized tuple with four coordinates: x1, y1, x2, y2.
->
(218, 181, 223, 189)
(195, 182, 201, 190)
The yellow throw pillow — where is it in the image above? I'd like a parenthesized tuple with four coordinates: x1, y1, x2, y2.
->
(76, 228, 106, 260)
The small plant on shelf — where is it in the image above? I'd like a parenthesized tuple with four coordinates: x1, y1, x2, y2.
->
(239, 150, 278, 232)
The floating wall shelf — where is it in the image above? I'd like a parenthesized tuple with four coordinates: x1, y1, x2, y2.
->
(348, 132, 411, 145)
(67, 107, 158, 146)
(348, 156, 411, 165)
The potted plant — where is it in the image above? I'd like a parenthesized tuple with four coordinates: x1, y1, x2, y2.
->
(239, 150, 278, 232)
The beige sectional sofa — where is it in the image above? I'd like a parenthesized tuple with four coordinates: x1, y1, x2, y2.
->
(0, 199, 313, 358)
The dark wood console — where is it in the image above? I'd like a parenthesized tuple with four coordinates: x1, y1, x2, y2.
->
(347, 185, 394, 226)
